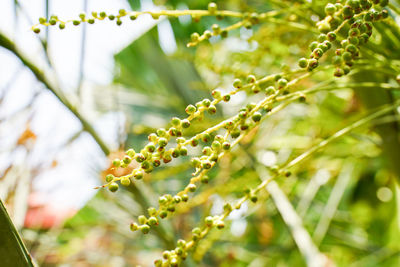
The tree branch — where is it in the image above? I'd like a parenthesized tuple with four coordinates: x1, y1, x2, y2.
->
(0, 32, 110, 155)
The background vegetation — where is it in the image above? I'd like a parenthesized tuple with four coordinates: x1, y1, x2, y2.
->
(1, 0, 400, 266)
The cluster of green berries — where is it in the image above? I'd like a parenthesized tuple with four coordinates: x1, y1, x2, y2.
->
(154, 207, 230, 266)
(126, 73, 281, 232)
(129, 207, 159, 234)
(297, 0, 388, 76)
(188, 2, 262, 47)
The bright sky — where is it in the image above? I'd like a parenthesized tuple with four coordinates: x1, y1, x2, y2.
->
(0, 0, 174, 211)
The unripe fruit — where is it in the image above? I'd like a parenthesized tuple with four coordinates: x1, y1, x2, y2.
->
(205, 216, 213, 227)
(208, 2, 217, 13)
(141, 225, 150, 234)
(105, 174, 114, 182)
(250, 195, 258, 203)
(222, 142, 231, 150)
(327, 32, 336, 41)
(223, 94, 231, 102)
(208, 105, 217, 114)
(191, 157, 201, 168)
(202, 160, 212, 169)
(252, 112, 262, 122)
(188, 184, 197, 192)
(179, 146, 188, 156)
(309, 41, 318, 51)
(325, 3, 336, 15)
(112, 159, 121, 167)
(201, 175, 209, 184)
(134, 169, 144, 180)
(277, 78, 288, 89)
(202, 133, 211, 143)
(216, 221, 225, 229)
(233, 78, 242, 88)
(298, 58, 308, 68)
(181, 194, 189, 202)
(108, 182, 119, 192)
(148, 216, 158, 225)
(121, 177, 131, 186)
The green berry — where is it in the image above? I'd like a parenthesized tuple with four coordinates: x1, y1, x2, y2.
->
(108, 15, 115, 20)
(188, 184, 197, 192)
(201, 175, 209, 184)
(191, 138, 199, 147)
(121, 177, 131, 186)
(148, 216, 158, 225)
(252, 112, 262, 122)
(49, 19, 57, 25)
(309, 41, 318, 51)
(277, 78, 288, 89)
(298, 58, 308, 68)
(134, 169, 144, 180)
(130, 222, 138, 231)
(222, 142, 231, 150)
(202, 98, 211, 107)
(334, 68, 344, 77)
(180, 146, 188, 156)
(202, 146, 212, 156)
(325, 3, 336, 15)
(223, 94, 231, 102)
(130, 15, 137, 20)
(220, 29, 228, 38)
(205, 216, 214, 226)
(185, 104, 196, 114)
(39, 17, 46, 24)
(246, 75, 256, 83)
(307, 58, 319, 71)
(216, 221, 225, 229)
(123, 156, 132, 164)
(33, 28, 41, 34)
(191, 157, 201, 168)
(318, 34, 327, 42)
(181, 194, 189, 202)
(100, 12, 106, 18)
(202, 133, 211, 143)
(208, 105, 217, 114)
(141, 225, 150, 234)
(211, 141, 221, 151)
(208, 2, 217, 13)
(202, 160, 212, 169)
(108, 182, 119, 192)
(211, 24, 220, 34)
(233, 78, 242, 88)
(171, 117, 181, 126)
(312, 48, 324, 59)
(327, 32, 336, 41)
(346, 44, 357, 54)
(203, 30, 212, 39)
(59, 23, 65, 29)
(105, 174, 114, 182)
(191, 32, 200, 42)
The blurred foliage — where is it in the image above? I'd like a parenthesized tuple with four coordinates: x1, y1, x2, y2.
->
(3, 0, 400, 266)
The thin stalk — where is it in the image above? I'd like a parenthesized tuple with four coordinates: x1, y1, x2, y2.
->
(0, 32, 110, 155)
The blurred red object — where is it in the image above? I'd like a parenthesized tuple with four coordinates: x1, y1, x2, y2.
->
(24, 192, 76, 229)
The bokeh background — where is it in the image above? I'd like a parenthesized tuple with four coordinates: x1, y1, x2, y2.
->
(1, 0, 400, 266)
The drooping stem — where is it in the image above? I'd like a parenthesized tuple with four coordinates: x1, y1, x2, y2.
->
(0, 32, 110, 155)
